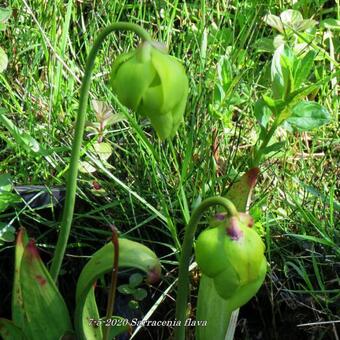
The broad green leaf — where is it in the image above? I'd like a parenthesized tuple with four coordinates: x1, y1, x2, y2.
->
(129, 273, 143, 288)
(20, 240, 72, 339)
(295, 19, 317, 32)
(263, 13, 284, 33)
(0, 174, 12, 192)
(128, 300, 139, 310)
(79, 161, 96, 174)
(273, 34, 285, 49)
(75, 238, 161, 340)
(0, 7, 11, 31)
(0, 112, 46, 155)
(0, 7, 11, 23)
(216, 56, 233, 86)
(104, 111, 126, 126)
(271, 46, 294, 99)
(118, 284, 135, 295)
(0, 46, 8, 72)
(286, 83, 319, 107)
(293, 50, 315, 88)
(279, 47, 296, 96)
(0, 318, 26, 339)
(0, 223, 15, 242)
(280, 9, 303, 28)
(262, 95, 285, 115)
(262, 141, 286, 156)
(133, 288, 147, 301)
(20, 133, 41, 153)
(320, 18, 340, 31)
(287, 101, 330, 131)
(275, 83, 320, 125)
(0, 175, 19, 214)
(254, 37, 275, 53)
(254, 98, 271, 128)
(90, 142, 112, 161)
(0, 192, 21, 212)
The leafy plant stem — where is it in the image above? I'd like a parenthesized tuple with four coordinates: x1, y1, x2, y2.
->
(174, 196, 238, 340)
(103, 225, 119, 340)
(251, 121, 279, 167)
(50, 22, 152, 281)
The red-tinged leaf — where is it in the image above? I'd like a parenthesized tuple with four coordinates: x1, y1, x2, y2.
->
(0, 318, 26, 339)
(20, 240, 72, 340)
(224, 167, 261, 339)
(225, 167, 260, 212)
(12, 228, 29, 329)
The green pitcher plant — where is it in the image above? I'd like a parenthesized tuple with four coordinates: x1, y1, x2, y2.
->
(110, 41, 189, 139)
(195, 213, 266, 308)
(195, 168, 262, 340)
(50, 22, 189, 283)
(3, 17, 333, 340)
(173, 193, 267, 340)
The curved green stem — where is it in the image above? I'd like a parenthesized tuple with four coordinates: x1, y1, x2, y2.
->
(174, 196, 238, 340)
(103, 225, 119, 340)
(50, 22, 152, 281)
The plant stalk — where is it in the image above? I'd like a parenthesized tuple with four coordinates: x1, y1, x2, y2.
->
(174, 196, 238, 340)
(50, 22, 152, 281)
(103, 225, 120, 340)
(251, 121, 278, 168)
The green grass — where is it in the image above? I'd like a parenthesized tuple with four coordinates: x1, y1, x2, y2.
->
(0, 0, 339, 339)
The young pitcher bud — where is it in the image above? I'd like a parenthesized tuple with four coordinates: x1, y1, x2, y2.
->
(195, 213, 266, 311)
(110, 41, 189, 140)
